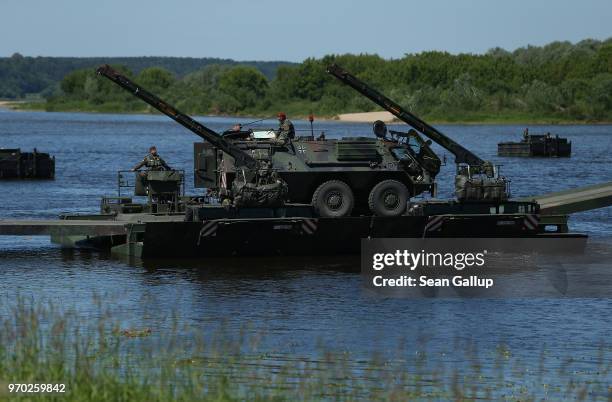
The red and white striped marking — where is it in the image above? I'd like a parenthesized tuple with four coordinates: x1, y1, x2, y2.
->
(423, 215, 444, 235)
(523, 214, 540, 231)
(199, 220, 219, 238)
(301, 218, 319, 235)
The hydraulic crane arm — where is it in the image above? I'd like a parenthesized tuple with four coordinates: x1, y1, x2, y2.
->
(96, 65, 258, 170)
(326, 64, 485, 167)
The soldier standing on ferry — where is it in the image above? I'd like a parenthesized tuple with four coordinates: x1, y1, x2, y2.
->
(131, 146, 171, 171)
(275, 112, 295, 145)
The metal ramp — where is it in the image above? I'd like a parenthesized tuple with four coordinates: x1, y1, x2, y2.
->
(519, 182, 612, 215)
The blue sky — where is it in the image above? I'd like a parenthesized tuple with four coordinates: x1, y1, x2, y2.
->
(1, 0, 610, 61)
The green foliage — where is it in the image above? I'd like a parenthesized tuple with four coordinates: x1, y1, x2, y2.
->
(0, 55, 289, 98)
(48, 65, 140, 110)
(218, 66, 268, 111)
(13, 38, 612, 122)
(137, 67, 175, 92)
(524, 80, 563, 113)
(60, 70, 90, 96)
(591, 73, 612, 118)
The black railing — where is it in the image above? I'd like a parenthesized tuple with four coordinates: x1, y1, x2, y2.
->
(116, 170, 185, 198)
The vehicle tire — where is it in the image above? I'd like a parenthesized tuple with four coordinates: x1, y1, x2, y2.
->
(184, 207, 194, 222)
(312, 180, 354, 218)
(368, 180, 409, 217)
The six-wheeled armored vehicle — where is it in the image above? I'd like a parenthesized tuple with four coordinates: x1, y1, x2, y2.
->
(97, 65, 444, 217)
(97, 63, 513, 218)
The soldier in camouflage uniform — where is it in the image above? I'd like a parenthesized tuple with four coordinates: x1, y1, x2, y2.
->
(131, 146, 171, 171)
(275, 112, 295, 146)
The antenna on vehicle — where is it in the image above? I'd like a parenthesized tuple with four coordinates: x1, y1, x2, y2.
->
(308, 113, 315, 137)
(242, 117, 271, 127)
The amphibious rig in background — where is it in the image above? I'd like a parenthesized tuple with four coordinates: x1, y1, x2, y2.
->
(498, 129, 571, 157)
(0, 148, 55, 179)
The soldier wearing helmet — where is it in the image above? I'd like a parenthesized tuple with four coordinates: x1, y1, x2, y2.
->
(131, 146, 171, 171)
(275, 112, 295, 146)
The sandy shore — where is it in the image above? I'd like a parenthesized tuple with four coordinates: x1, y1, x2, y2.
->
(335, 111, 397, 123)
(0, 100, 22, 109)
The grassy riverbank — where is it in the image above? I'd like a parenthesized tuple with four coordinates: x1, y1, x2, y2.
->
(0, 297, 609, 401)
(7, 100, 609, 125)
(5, 38, 611, 125)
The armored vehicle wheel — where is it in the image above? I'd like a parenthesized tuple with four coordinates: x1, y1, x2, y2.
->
(368, 180, 409, 217)
(312, 180, 354, 218)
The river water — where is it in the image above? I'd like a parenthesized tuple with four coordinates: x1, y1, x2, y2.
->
(1, 109, 611, 395)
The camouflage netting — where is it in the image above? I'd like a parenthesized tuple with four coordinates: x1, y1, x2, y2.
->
(231, 180, 288, 208)
(455, 175, 508, 202)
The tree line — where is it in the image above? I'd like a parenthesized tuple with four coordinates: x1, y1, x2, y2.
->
(0, 54, 288, 99)
(16, 38, 612, 121)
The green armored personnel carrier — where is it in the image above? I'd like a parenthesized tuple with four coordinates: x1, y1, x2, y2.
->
(194, 127, 441, 217)
(96, 64, 511, 219)
(97, 65, 442, 217)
